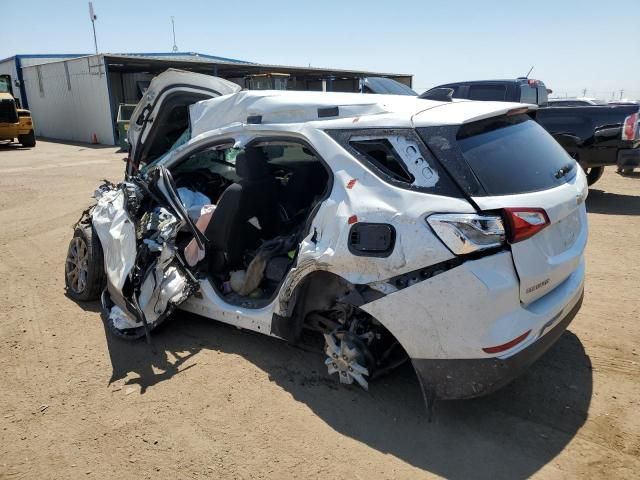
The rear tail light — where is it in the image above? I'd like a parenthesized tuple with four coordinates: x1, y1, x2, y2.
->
(429, 208, 550, 255)
(427, 213, 505, 255)
(622, 112, 638, 140)
(503, 208, 550, 243)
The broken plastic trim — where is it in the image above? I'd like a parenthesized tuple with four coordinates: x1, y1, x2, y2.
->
(383, 257, 465, 292)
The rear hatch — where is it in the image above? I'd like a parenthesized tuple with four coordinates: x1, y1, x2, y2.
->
(127, 69, 241, 175)
(419, 112, 588, 304)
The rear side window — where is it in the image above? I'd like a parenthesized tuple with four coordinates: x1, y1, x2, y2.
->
(468, 85, 506, 101)
(327, 129, 463, 197)
(349, 138, 414, 182)
(457, 115, 575, 195)
(450, 86, 463, 98)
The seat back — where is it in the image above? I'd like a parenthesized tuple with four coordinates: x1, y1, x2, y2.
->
(204, 148, 279, 270)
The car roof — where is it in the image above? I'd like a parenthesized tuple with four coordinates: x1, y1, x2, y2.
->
(189, 90, 534, 137)
(434, 78, 546, 87)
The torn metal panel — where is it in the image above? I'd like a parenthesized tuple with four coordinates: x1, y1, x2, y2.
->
(91, 174, 200, 335)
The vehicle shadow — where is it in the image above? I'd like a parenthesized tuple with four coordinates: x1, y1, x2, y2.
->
(587, 188, 640, 215)
(99, 312, 201, 393)
(0, 142, 31, 151)
(617, 171, 640, 179)
(99, 311, 592, 480)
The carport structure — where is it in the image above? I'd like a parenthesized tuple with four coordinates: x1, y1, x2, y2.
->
(18, 52, 413, 145)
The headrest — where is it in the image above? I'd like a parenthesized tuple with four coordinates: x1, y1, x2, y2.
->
(235, 147, 270, 180)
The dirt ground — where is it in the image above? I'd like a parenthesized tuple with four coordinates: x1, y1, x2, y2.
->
(0, 139, 638, 480)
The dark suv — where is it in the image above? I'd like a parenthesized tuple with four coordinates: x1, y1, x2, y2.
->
(422, 79, 640, 185)
(423, 78, 549, 105)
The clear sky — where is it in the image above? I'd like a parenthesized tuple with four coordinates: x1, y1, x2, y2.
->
(2, 0, 639, 99)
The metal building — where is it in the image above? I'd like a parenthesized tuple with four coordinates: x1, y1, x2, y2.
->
(0, 54, 86, 109)
(2, 52, 413, 145)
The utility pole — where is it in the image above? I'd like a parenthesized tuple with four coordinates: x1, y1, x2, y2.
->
(619, 89, 624, 100)
(171, 16, 179, 52)
(582, 88, 587, 97)
(88, 2, 98, 54)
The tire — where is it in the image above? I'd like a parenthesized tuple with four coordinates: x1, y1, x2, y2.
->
(65, 223, 106, 301)
(18, 130, 36, 148)
(585, 166, 605, 186)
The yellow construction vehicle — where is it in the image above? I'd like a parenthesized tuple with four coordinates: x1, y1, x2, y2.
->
(0, 74, 36, 147)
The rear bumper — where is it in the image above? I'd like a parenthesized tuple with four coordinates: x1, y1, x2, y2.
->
(617, 147, 640, 169)
(412, 290, 583, 400)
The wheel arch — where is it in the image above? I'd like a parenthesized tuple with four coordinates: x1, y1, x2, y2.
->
(270, 269, 388, 343)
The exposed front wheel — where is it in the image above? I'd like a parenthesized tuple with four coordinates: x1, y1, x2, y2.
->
(18, 130, 36, 148)
(585, 166, 604, 186)
(65, 224, 105, 301)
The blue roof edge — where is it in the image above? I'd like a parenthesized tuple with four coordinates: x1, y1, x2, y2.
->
(1, 51, 253, 65)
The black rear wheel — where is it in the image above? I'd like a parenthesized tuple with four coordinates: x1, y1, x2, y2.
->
(65, 224, 106, 301)
(18, 130, 36, 148)
(585, 166, 605, 186)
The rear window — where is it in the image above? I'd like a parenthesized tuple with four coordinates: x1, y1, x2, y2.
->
(457, 115, 576, 195)
(520, 86, 538, 104)
(0, 98, 18, 123)
(468, 85, 507, 101)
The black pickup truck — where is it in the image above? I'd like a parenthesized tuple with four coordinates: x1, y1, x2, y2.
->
(421, 79, 640, 185)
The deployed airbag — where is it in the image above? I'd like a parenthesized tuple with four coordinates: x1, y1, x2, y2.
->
(91, 178, 201, 337)
(92, 187, 136, 293)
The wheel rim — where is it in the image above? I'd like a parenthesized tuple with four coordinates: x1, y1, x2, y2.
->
(65, 237, 89, 293)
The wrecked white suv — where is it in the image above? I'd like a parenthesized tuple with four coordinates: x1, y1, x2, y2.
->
(65, 69, 588, 410)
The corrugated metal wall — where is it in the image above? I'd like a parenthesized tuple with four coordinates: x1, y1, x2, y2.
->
(19, 56, 81, 68)
(21, 56, 115, 145)
(0, 56, 81, 108)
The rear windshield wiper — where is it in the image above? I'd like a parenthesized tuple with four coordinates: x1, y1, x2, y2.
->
(555, 163, 574, 179)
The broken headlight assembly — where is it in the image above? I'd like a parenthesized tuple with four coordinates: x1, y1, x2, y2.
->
(427, 213, 505, 255)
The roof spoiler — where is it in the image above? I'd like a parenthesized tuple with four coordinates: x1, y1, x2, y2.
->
(419, 88, 454, 102)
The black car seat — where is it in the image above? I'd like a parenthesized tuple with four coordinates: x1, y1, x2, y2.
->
(204, 147, 279, 272)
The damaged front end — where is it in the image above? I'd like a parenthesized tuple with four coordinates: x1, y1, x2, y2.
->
(86, 167, 205, 340)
